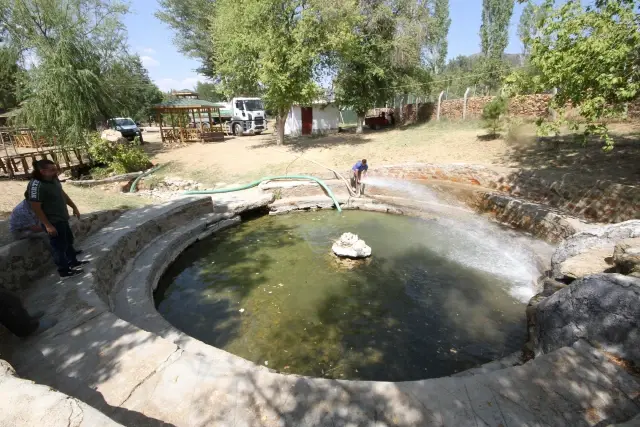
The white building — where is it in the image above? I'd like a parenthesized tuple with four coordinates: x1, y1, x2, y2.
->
(284, 102, 340, 136)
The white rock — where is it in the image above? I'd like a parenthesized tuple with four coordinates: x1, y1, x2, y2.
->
(332, 232, 372, 259)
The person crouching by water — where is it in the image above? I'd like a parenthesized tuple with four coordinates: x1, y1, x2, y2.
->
(352, 159, 368, 193)
(25, 160, 88, 278)
(9, 199, 44, 240)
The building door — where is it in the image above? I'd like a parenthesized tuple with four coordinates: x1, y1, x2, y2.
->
(301, 107, 313, 136)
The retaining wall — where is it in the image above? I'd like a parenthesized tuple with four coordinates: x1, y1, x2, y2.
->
(0, 209, 125, 292)
(395, 94, 640, 125)
(494, 171, 640, 224)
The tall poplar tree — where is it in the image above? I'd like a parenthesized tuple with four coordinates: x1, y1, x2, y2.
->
(479, 0, 515, 92)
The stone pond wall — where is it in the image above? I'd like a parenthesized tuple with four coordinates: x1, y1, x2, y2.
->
(365, 163, 640, 226)
(0, 209, 125, 292)
(493, 171, 640, 224)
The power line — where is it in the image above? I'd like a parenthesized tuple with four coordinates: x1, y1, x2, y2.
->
(378, 64, 532, 91)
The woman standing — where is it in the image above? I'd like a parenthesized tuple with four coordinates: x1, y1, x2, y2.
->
(25, 160, 87, 278)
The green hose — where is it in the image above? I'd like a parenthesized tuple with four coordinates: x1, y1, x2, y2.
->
(129, 164, 165, 193)
(183, 175, 342, 212)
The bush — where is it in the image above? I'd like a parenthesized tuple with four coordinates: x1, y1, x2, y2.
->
(87, 133, 151, 175)
(481, 97, 508, 138)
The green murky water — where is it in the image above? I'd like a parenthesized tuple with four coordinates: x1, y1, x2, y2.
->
(155, 211, 533, 381)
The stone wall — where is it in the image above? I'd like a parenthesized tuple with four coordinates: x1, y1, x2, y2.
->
(440, 94, 552, 120)
(476, 193, 585, 243)
(494, 171, 640, 224)
(0, 209, 125, 292)
(397, 94, 640, 124)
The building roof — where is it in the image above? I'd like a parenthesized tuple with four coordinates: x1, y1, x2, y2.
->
(153, 98, 221, 110)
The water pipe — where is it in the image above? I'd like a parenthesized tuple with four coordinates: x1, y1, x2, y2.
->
(274, 148, 359, 197)
(183, 175, 343, 212)
(129, 164, 166, 193)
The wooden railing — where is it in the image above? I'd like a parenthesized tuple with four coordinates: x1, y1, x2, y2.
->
(0, 147, 88, 178)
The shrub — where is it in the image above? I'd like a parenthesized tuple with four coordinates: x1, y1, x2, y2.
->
(87, 133, 151, 175)
(481, 97, 508, 138)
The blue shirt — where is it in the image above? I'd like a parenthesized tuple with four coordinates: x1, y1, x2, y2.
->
(9, 199, 41, 233)
(352, 161, 368, 172)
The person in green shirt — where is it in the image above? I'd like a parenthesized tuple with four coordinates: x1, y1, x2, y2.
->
(25, 160, 88, 278)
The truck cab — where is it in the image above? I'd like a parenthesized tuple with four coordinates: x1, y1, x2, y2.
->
(229, 98, 267, 136)
(107, 117, 144, 143)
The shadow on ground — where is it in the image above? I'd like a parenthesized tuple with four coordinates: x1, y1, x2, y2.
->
(503, 128, 640, 185)
(248, 132, 371, 152)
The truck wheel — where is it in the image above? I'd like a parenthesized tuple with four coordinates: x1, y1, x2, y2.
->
(233, 123, 244, 136)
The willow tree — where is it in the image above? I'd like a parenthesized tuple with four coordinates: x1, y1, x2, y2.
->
(0, 0, 129, 146)
(211, 0, 348, 145)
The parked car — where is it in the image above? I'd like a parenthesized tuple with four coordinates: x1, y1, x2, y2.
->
(107, 117, 144, 143)
(365, 112, 392, 130)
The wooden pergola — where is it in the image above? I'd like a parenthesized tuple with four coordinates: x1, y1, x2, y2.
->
(152, 98, 225, 145)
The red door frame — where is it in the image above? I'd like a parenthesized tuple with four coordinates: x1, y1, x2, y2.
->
(301, 107, 313, 136)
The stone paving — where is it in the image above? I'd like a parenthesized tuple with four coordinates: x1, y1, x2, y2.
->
(1, 189, 639, 426)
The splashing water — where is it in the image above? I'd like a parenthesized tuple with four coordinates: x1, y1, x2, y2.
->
(362, 177, 546, 302)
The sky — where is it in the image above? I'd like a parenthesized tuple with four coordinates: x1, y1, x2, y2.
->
(125, 0, 531, 92)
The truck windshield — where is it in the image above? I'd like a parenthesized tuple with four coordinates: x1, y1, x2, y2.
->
(114, 118, 136, 127)
(243, 100, 264, 111)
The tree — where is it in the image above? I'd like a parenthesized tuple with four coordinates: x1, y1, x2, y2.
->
(424, 0, 451, 75)
(103, 55, 164, 123)
(481, 96, 507, 138)
(521, 0, 640, 149)
(0, 0, 130, 146)
(0, 46, 21, 110)
(18, 35, 111, 146)
(155, 0, 216, 78)
(211, 0, 346, 145)
(333, 1, 395, 133)
(479, 0, 515, 92)
(518, 1, 540, 59)
(195, 81, 226, 102)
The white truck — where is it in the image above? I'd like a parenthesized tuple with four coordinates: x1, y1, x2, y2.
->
(216, 97, 267, 136)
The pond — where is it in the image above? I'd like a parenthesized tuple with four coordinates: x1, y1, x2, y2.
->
(155, 210, 541, 381)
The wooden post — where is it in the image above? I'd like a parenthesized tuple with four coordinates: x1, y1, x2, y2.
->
(171, 111, 177, 144)
(158, 112, 165, 143)
(50, 151, 60, 169)
(74, 149, 83, 165)
(20, 155, 29, 173)
(1, 130, 15, 178)
(11, 157, 20, 173)
(62, 150, 71, 168)
(178, 111, 185, 144)
(436, 91, 445, 121)
(191, 109, 196, 129)
(463, 87, 471, 120)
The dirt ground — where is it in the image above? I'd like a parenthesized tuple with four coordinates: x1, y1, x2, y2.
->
(146, 121, 511, 186)
(1, 120, 638, 219)
(146, 120, 640, 186)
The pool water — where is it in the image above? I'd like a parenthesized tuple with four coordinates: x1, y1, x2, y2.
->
(155, 210, 536, 381)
